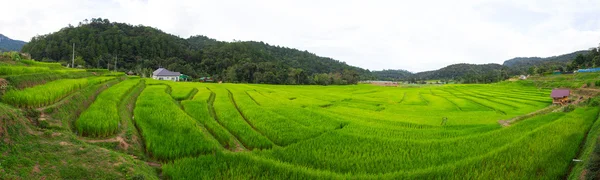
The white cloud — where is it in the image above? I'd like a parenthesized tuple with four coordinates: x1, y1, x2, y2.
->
(2, 0, 600, 72)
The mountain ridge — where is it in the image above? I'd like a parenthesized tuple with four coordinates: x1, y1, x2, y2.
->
(21, 18, 371, 85)
(0, 34, 26, 51)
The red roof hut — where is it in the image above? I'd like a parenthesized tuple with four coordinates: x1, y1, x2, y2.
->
(551, 89, 570, 105)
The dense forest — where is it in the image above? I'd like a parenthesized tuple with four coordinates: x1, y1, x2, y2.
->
(568, 48, 600, 71)
(21, 18, 371, 85)
(371, 64, 508, 84)
(370, 69, 413, 81)
(503, 50, 589, 75)
(411, 63, 509, 84)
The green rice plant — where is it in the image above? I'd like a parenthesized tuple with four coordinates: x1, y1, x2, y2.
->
(181, 87, 238, 149)
(432, 92, 490, 111)
(400, 91, 428, 105)
(211, 87, 273, 149)
(171, 86, 197, 101)
(75, 79, 141, 137)
(0, 66, 51, 76)
(52, 69, 86, 73)
(243, 89, 343, 130)
(4, 71, 93, 89)
(228, 87, 325, 146)
(1, 77, 112, 108)
(102, 72, 126, 77)
(134, 85, 219, 160)
(99, 81, 600, 179)
(251, 112, 566, 174)
(85, 69, 110, 72)
(164, 107, 599, 179)
(19, 59, 64, 69)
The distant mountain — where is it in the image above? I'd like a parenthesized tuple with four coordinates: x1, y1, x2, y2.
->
(372, 63, 508, 84)
(373, 50, 589, 83)
(412, 63, 508, 83)
(371, 69, 413, 81)
(502, 50, 588, 74)
(0, 34, 26, 51)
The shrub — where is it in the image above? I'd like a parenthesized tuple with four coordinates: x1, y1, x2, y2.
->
(563, 104, 576, 112)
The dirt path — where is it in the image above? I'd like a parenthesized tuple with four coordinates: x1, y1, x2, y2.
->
(498, 105, 561, 127)
(232, 139, 246, 152)
(86, 136, 130, 150)
(499, 87, 600, 127)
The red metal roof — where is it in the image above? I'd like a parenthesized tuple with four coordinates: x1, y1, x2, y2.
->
(551, 89, 570, 98)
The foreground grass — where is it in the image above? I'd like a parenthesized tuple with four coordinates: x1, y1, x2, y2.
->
(0, 103, 157, 179)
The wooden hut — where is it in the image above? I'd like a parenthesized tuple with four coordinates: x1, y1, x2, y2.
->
(551, 89, 570, 105)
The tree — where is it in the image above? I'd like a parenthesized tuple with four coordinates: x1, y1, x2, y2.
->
(593, 56, 600, 68)
(74, 56, 86, 68)
(574, 54, 586, 68)
(225, 65, 239, 83)
(527, 66, 536, 75)
(313, 73, 331, 85)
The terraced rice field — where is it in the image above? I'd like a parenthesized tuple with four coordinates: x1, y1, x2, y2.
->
(6, 76, 598, 179)
(76, 79, 142, 137)
(1, 76, 115, 108)
(92, 79, 589, 179)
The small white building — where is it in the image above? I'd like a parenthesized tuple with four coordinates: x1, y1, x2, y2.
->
(152, 68, 180, 81)
(519, 75, 527, 80)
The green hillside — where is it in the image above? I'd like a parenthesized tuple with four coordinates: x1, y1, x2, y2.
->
(21, 18, 369, 85)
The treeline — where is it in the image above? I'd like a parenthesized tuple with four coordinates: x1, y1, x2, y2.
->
(569, 48, 600, 70)
(21, 18, 369, 85)
(412, 64, 509, 84)
(370, 69, 413, 81)
(503, 50, 589, 75)
(522, 48, 599, 75)
(371, 64, 509, 84)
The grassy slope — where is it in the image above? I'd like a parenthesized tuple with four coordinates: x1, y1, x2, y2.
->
(0, 102, 157, 179)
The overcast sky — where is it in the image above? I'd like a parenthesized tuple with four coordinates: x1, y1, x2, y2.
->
(2, 0, 600, 72)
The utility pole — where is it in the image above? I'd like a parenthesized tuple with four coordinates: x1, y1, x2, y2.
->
(114, 54, 117, 72)
(72, 43, 75, 68)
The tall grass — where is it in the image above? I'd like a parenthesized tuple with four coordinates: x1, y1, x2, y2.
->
(0, 66, 50, 76)
(19, 59, 63, 69)
(76, 79, 141, 137)
(2, 77, 114, 108)
(4, 71, 92, 89)
(211, 87, 273, 149)
(134, 85, 219, 160)
(163, 106, 598, 179)
(120, 81, 596, 179)
(181, 87, 237, 148)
